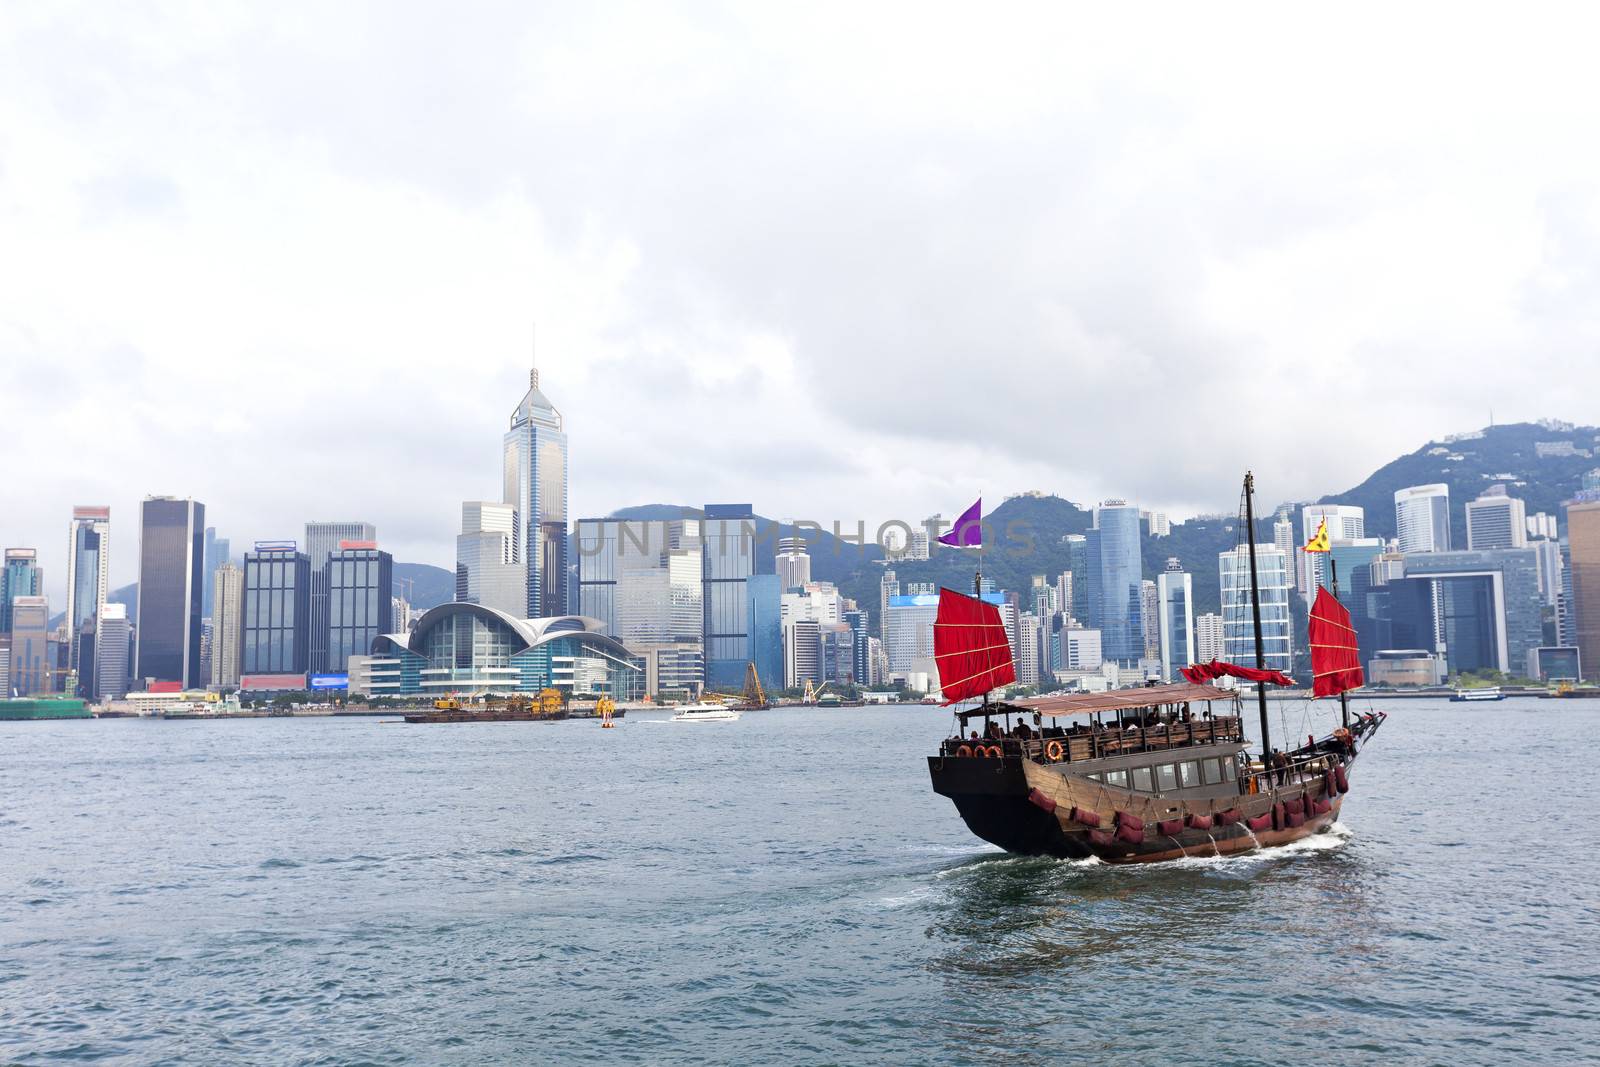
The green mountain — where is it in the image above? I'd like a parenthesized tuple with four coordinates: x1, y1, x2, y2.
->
(1310, 421, 1598, 545)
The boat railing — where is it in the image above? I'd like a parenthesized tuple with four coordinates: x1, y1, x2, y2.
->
(1238, 749, 1339, 797)
(939, 715, 1245, 764)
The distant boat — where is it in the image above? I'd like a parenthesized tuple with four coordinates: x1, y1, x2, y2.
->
(1451, 687, 1505, 702)
(670, 702, 742, 723)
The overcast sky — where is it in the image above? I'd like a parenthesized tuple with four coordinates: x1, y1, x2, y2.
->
(5, 3, 1600, 600)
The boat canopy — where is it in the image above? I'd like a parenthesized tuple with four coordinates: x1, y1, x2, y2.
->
(966, 681, 1235, 721)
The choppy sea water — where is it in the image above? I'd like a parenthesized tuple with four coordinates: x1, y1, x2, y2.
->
(2, 698, 1597, 1065)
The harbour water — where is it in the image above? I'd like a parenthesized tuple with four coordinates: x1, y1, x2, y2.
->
(3, 698, 1596, 1064)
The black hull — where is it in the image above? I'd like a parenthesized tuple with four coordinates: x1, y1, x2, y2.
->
(928, 755, 1346, 864)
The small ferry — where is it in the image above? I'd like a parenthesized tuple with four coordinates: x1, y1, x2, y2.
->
(1450, 687, 1504, 702)
(670, 702, 742, 723)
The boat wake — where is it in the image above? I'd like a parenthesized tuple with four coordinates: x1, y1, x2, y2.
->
(1151, 821, 1355, 871)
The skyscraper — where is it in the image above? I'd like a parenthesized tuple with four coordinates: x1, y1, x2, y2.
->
(1394, 484, 1451, 554)
(577, 518, 706, 692)
(1086, 500, 1143, 663)
(785, 618, 822, 688)
(66, 507, 111, 694)
(202, 526, 230, 618)
(503, 363, 569, 618)
(747, 573, 783, 697)
(456, 502, 524, 618)
(325, 544, 393, 675)
(1140, 579, 1160, 659)
(1063, 534, 1089, 622)
(1567, 500, 1600, 681)
(135, 497, 205, 687)
(1156, 559, 1193, 682)
(1300, 503, 1365, 594)
(1303, 504, 1365, 541)
(242, 542, 311, 675)
(9, 596, 50, 694)
(305, 521, 377, 673)
(211, 562, 244, 688)
(702, 504, 776, 690)
(1, 548, 42, 634)
(95, 603, 131, 701)
(1195, 612, 1224, 663)
(1219, 544, 1293, 676)
(1465, 486, 1527, 551)
(776, 536, 812, 591)
(1273, 510, 1296, 593)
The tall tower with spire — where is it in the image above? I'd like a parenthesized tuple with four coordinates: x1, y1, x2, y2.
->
(502, 358, 570, 617)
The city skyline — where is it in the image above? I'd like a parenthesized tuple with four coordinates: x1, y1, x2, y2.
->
(10, 8, 1600, 603)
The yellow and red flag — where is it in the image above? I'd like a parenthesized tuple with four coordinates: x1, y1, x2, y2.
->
(1303, 518, 1331, 553)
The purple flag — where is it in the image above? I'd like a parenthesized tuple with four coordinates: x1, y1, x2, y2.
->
(937, 498, 982, 547)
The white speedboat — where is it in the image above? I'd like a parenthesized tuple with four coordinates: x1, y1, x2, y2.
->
(670, 702, 742, 723)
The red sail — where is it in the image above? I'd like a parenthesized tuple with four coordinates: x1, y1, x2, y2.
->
(1309, 586, 1364, 697)
(1179, 660, 1295, 687)
(934, 587, 1016, 705)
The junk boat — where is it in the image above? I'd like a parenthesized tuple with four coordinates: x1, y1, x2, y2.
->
(926, 473, 1386, 864)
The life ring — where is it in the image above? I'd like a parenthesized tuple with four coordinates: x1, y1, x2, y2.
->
(987, 745, 1003, 758)
(973, 745, 990, 758)
(1045, 740, 1065, 762)
(956, 744, 973, 758)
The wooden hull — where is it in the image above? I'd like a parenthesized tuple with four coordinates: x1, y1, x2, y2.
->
(928, 753, 1348, 865)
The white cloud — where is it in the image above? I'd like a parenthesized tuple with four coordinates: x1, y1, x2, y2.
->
(4, 2, 1600, 602)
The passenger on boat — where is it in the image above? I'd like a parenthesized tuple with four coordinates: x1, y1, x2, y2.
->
(1272, 749, 1289, 786)
(1014, 721, 1033, 741)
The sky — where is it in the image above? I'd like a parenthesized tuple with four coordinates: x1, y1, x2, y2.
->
(5, 2, 1600, 600)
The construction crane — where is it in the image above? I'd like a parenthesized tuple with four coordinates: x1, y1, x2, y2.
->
(742, 662, 767, 709)
(801, 679, 829, 706)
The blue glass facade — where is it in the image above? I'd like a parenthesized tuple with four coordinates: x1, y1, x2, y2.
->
(702, 504, 762, 690)
(746, 574, 782, 697)
(1087, 503, 1143, 662)
(1, 550, 41, 634)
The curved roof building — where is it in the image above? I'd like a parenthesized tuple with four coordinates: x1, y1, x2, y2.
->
(367, 603, 642, 699)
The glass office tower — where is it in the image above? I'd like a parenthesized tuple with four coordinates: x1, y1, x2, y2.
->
(135, 497, 206, 687)
(1087, 501, 1144, 662)
(242, 542, 312, 674)
(504, 365, 569, 618)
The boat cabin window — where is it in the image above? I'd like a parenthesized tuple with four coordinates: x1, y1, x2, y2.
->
(1222, 758, 1238, 782)
(1178, 760, 1201, 788)
(1104, 769, 1129, 788)
(1155, 764, 1178, 792)
(1202, 758, 1223, 785)
(1131, 766, 1154, 792)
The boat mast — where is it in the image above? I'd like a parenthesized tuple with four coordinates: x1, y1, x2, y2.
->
(1330, 555, 1351, 730)
(1242, 472, 1272, 764)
